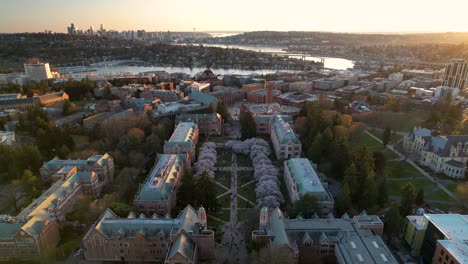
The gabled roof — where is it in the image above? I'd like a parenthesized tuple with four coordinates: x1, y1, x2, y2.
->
(285, 158, 329, 200)
(167, 233, 196, 261)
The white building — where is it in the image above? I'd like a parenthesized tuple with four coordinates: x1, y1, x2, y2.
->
(283, 158, 334, 216)
(389, 72, 403, 83)
(0, 131, 15, 145)
(24, 62, 53, 82)
(434, 86, 459, 99)
(403, 127, 468, 178)
(270, 115, 301, 160)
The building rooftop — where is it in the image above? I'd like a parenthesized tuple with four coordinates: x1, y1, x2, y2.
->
(135, 154, 185, 202)
(272, 116, 300, 144)
(276, 92, 317, 103)
(168, 122, 197, 144)
(243, 102, 300, 115)
(285, 158, 328, 200)
(438, 239, 468, 263)
(425, 214, 468, 241)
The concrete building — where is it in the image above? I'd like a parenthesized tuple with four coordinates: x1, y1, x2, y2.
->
(134, 154, 186, 217)
(164, 122, 199, 164)
(335, 86, 366, 99)
(402, 214, 468, 264)
(389, 72, 404, 83)
(0, 130, 15, 145)
(288, 81, 314, 93)
(252, 208, 394, 264)
(82, 205, 215, 263)
(211, 86, 244, 105)
(313, 78, 345, 91)
(274, 92, 318, 108)
(434, 86, 459, 99)
(52, 112, 88, 127)
(0, 92, 69, 111)
(402, 69, 444, 79)
(271, 116, 301, 160)
(443, 59, 468, 90)
(82, 112, 115, 129)
(403, 127, 468, 178)
(284, 158, 334, 216)
(24, 62, 53, 82)
(175, 113, 223, 136)
(40, 153, 114, 184)
(247, 88, 281, 104)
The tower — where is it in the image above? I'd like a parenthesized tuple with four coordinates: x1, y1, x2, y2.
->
(265, 79, 273, 103)
(198, 206, 207, 230)
(259, 207, 269, 230)
(443, 59, 468, 90)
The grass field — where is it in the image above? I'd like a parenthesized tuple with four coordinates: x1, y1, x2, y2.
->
(385, 161, 424, 179)
(387, 178, 437, 196)
(426, 189, 453, 201)
(368, 130, 403, 144)
(238, 182, 256, 203)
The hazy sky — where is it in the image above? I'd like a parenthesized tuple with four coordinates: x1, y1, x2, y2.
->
(1, 0, 468, 33)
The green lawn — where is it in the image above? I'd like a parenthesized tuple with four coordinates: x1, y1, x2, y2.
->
(385, 161, 424, 179)
(216, 172, 231, 188)
(212, 209, 230, 222)
(368, 130, 403, 144)
(237, 170, 254, 186)
(238, 182, 256, 203)
(387, 178, 437, 196)
(426, 190, 453, 201)
(217, 195, 232, 208)
(216, 149, 232, 167)
(237, 154, 253, 167)
(359, 132, 384, 151)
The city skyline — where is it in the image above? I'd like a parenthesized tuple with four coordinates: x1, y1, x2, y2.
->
(2, 0, 468, 34)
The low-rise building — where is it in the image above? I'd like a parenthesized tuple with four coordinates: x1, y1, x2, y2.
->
(164, 122, 199, 163)
(134, 154, 186, 217)
(403, 127, 468, 178)
(252, 208, 394, 264)
(284, 158, 334, 216)
(271, 116, 301, 160)
(274, 92, 318, 107)
(0, 168, 103, 261)
(39, 153, 114, 184)
(0, 130, 15, 145)
(0, 92, 69, 111)
(402, 214, 468, 263)
(82, 205, 215, 263)
(175, 113, 223, 136)
(246, 88, 281, 104)
(52, 112, 88, 127)
(211, 86, 244, 105)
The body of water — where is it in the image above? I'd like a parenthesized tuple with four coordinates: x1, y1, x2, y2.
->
(91, 65, 295, 76)
(179, 43, 354, 70)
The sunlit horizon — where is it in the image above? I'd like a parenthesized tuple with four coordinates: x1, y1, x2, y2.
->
(2, 0, 468, 34)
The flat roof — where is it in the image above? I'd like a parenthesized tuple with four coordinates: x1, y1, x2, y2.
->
(425, 214, 468, 241)
(286, 158, 328, 199)
(168, 122, 196, 143)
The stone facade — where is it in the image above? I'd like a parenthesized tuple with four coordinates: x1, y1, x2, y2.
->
(271, 116, 301, 160)
(134, 154, 186, 217)
(175, 113, 223, 137)
(164, 122, 199, 164)
(252, 208, 394, 264)
(82, 205, 214, 263)
(403, 127, 468, 178)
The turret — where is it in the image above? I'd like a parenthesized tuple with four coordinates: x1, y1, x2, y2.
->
(198, 206, 207, 230)
(260, 207, 269, 230)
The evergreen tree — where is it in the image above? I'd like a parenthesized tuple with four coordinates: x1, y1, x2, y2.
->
(217, 101, 230, 122)
(336, 183, 352, 215)
(382, 126, 392, 146)
(293, 194, 319, 218)
(343, 163, 358, 201)
(373, 151, 386, 176)
(400, 182, 417, 216)
(240, 111, 257, 139)
(377, 175, 389, 208)
(415, 188, 425, 205)
(194, 171, 220, 213)
(384, 205, 402, 238)
(307, 134, 322, 163)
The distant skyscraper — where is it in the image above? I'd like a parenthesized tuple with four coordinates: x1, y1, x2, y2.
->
(67, 23, 77, 35)
(24, 61, 53, 82)
(443, 59, 468, 90)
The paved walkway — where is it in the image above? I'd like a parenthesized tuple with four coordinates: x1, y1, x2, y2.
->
(365, 130, 465, 207)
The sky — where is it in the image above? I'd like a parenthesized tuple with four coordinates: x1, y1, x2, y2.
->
(1, 0, 468, 33)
